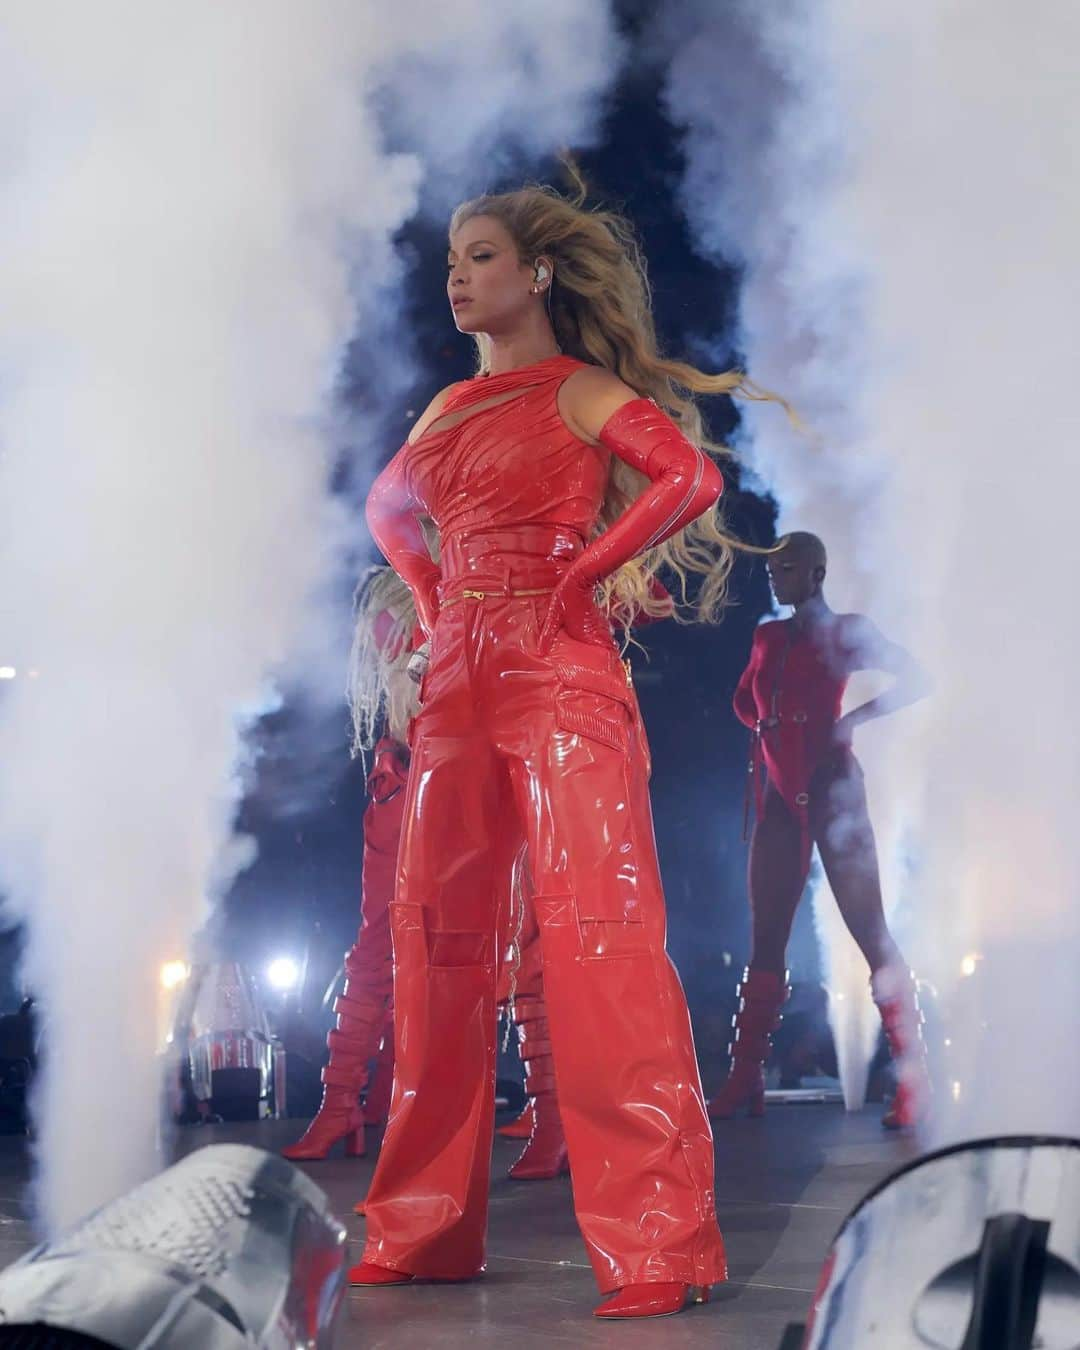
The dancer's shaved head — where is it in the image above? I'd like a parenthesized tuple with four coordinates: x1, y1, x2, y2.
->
(776, 531, 827, 571)
(767, 531, 828, 607)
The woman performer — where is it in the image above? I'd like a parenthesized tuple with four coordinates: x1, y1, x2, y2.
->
(708, 531, 931, 1129)
(352, 182, 780, 1320)
(281, 568, 416, 1160)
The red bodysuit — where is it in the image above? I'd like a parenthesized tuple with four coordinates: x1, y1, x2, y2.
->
(735, 614, 873, 833)
(362, 355, 726, 1294)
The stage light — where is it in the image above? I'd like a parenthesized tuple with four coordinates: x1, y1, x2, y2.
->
(159, 960, 188, 991)
(793, 1136, 1080, 1349)
(181, 962, 285, 1121)
(0, 667, 16, 680)
(960, 952, 980, 977)
(0, 1144, 346, 1346)
(267, 956, 300, 992)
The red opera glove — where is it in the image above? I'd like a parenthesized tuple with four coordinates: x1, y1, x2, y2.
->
(542, 573, 613, 649)
(366, 446, 440, 638)
(538, 399, 723, 653)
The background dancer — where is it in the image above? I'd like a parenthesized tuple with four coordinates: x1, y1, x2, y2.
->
(281, 569, 415, 1160)
(353, 181, 783, 1321)
(285, 564, 572, 1180)
(709, 531, 931, 1128)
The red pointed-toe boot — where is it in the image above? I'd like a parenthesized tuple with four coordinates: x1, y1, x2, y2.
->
(707, 967, 789, 1120)
(347, 1261, 414, 1286)
(593, 1283, 711, 1319)
(506, 996, 568, 1180)
(282, 944, 389, 1161)
(871, 965, 931, 1130)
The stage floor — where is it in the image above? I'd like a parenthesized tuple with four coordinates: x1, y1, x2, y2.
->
(0, 1104, 918, 1348)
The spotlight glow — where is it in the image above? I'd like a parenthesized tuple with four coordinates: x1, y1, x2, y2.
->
(267, 957, 300, 992)
(960, 953, 981, 978)
(0, 667, 16, 680)
(160, 960, 188, 991)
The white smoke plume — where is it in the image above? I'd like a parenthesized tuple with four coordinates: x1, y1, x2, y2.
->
(0, 1, 618, 1232)
(664, 0, 1080, 1137)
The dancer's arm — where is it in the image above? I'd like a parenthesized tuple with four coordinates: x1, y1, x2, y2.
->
(366, 448, 441, 639)
(733, 637, 760, 728)
(833, 617, 932, 744)
(542, 369, 723, 649)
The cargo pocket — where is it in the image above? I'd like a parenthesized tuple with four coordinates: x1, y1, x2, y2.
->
(552, 653, 635, 754)
(534, 893, 650, 963)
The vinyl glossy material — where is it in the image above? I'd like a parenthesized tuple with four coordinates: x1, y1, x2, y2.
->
(504, 994, 568, 1180)
(363, 356, 726, 1295)
(593, 1282, 710, 1319)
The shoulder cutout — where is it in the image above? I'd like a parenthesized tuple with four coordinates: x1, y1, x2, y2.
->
(558, 365, 639, 444)
(406, 384, 460, 446)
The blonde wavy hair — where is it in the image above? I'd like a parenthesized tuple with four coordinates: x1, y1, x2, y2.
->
(450, 175, 788, 627)
(347, 566, 420, 756)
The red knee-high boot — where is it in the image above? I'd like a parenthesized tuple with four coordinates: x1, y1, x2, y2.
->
(282, 945, 389, 1160)
(707, 968, 788, 1120)
(507, 995, 568, 1180)
(871, 965, 931, 1130)
(362, 1003, 396, 1125)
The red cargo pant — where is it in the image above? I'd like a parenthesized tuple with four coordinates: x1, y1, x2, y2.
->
(362, 570, 724, 1294)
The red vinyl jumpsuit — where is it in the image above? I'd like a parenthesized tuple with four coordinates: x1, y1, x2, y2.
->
(361, 355, 726, 1294)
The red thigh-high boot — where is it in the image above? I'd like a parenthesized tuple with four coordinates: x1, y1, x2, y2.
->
(507, 994, 568, 1180)
(352, 1008, 393, 1220)
(282, 944, 388, 1160)
(707, 968, 789, 1120)
(362, 1002, 395, 1125)
(496, 870, 547, 1146)
(871, 965, 931, 1130)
